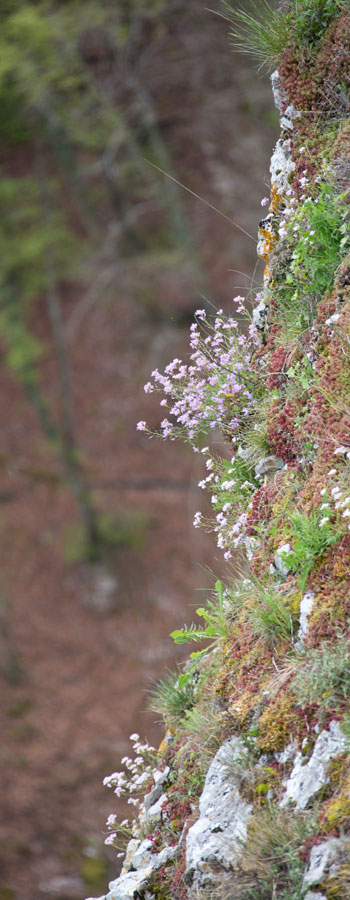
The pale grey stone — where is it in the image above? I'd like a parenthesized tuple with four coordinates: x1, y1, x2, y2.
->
(298, 590, 315, 641)
(255, 455, 284, 480)
(108, 835, 180, 900)
(280, 104, 301, 131)
(153, 766, 170, 785)
(270, 137, 295, 196)
(144, 783, 162, 810)
(304, 893, 326, 900)
(325, 313, 341, 326)
(281, 721, 347, 809)
(271, 70, 285, 112)
(122, 838, 153, 873)
(244, 535, 259, 561)
(257, 213, 274, 260)
(144, 768, 169, 808)
(275, 741, 297, 765)
(303, 838, 349, 887)
(252, 297, 268, 332)
(144, 792, 167, 823)
(185, 739, 252, 890)
(274, 543, 294, 577)
(106, 866, 156, 900)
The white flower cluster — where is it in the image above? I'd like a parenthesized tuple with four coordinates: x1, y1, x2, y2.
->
(103, 733, 157, 852)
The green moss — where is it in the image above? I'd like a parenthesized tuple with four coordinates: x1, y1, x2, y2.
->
(323, 784, 350, 831)
(258, 693, 296, 753)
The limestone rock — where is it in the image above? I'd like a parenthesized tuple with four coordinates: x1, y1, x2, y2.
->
(106, 866, 156, 900)
(270, 137, 295, 196)
(254, 455, 284, 481)
(298, 590, 315, 641)
(281, 721, 347, 809)
(185, 739, 252, 892)
(252, 295, 268, 332)
(280, 104, 301, 131)
(142, 792, 167, 825)
(303, 838, 350, 888)
(98, 838, 179, 900)
(304, 893, 326, 900)
(275, 740, 297, 765)
(274, 543, 294, 578)
(144, 767, 169, 810)
(121, 838, 153, 873)
(271, 70, 286, 113)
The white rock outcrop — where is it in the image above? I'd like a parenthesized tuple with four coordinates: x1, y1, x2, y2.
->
(303, 837, 350, 890)
(281, 720, 347, 809)
(298, 590, 315, 641)
(185, 739, 252, 892)
(273, 542, 294, 578)
(304, 893, 326, 900)
(91, 839, 180, 900)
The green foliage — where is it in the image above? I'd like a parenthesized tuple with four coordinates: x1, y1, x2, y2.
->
(290, 0, 347, 50)
(244, 583, 297, 648)
(171, 580, 229, 684)
(286, 506, 338, 591)
(292, 635, 350, 710)
(222, 0, 347, 72)
(148, 669, 196, 726)
(288, 183, 349, 297)
(0, 173, 76, 389)
(177, 699, 225, 764)
(208, 454, 258, 512)
(285, 356, 314, 398)
(238, 395, 274, 466)
(230, 806, 318, 900)
(222, 0, 290, 71)
(276, 182, 350, 339)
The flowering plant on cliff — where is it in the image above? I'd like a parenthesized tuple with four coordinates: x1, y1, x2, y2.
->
(103, 733, 157, 852)
(137, 304, 262, 446)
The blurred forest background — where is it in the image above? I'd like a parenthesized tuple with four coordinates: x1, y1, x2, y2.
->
(0, 1, 277, 898)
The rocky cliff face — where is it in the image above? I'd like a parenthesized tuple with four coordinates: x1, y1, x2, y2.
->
(89, 5, 350, 899)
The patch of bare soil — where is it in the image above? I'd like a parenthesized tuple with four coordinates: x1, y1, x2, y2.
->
(0, 4, 277, 898)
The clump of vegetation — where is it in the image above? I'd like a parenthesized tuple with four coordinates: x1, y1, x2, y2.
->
(243, 583, 297, 648)
(148, 669, 197, 727)
(222, 0, 347, 71)
(284, 507, 339, 591)
(221, 806, 317, 900)
(292, 635, 350, 710)
(273, 180, 350, 340)
(170, 580, 231, 678)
